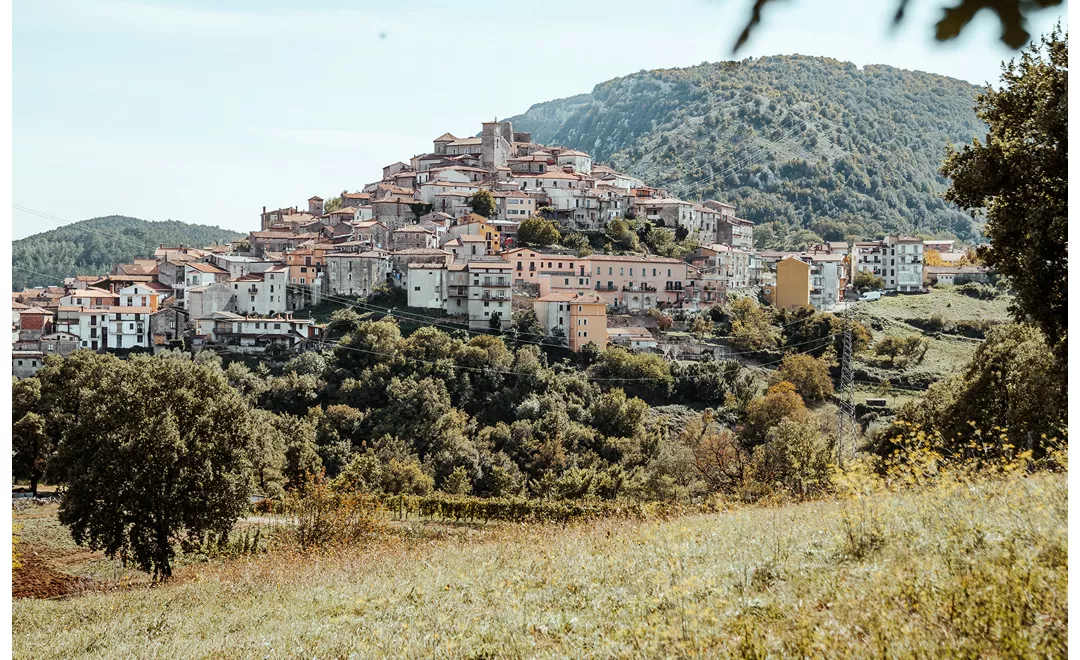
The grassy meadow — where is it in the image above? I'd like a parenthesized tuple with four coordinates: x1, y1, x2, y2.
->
(852, 287, 1013, 384)
(13, 471, 1066, 658)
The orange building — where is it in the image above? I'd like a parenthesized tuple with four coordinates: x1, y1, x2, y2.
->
(285, 243, 332, 285)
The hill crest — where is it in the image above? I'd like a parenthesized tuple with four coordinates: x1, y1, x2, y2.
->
(504, 54, 985, 249)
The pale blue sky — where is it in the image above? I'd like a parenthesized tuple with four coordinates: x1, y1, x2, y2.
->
(13, 0, 1066, 239)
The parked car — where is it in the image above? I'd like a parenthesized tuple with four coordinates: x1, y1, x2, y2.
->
(859, 290, 883, 301)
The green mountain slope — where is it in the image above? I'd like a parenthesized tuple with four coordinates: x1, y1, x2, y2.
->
(505, 55, 986, 248)
(12, 215, 243, 290)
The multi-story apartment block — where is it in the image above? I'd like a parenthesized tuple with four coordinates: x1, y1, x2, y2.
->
(804, 253, 846, 310)
(229, 265, 289, 315)
(588, 254, 690, 311)
(106, 306, 152, 350)
(56, 307, 110, 351)
(689, 244, 753, 291)
(118, 283, 164, 312)
(504, 248, 693, 310)
(716, 216, 754, 251)
(466, 261, 512, 330)
(854, 235, 924, 292)
(533, 291, 608, 351)
(493, 190, 536, 221)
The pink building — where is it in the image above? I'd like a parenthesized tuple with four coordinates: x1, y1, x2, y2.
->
(505, 248, 691, 311)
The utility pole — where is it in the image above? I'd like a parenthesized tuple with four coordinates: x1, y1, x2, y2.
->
(835, 299, 858, 462)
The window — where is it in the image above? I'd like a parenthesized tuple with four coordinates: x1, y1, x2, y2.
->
(578, 306, 582, 312)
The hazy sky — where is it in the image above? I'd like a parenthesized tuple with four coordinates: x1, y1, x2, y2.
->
(13, 0, 1067, 239)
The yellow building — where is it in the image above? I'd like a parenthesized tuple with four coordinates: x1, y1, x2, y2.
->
(448, 213, 502, 254)
(533, 291, 608, 352)
(774, 256, 811, 310)
(568, 292, 608, 352)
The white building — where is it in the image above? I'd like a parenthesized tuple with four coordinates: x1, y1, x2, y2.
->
(56, 307, 110, 352)
(118, 283, 164, 309)
(106, 306, 152, 350)
(854, 235, 924, 292)
(194, 311, 314, 354)
(229, 265, 289, 315)
(407, 263, 449, 310)
(556, 150, 592, 175)
(466, 261, 512, 330)
(804, 253, 846, 310)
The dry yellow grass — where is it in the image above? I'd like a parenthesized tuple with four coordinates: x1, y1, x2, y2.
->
(13, 472, 1066, 658)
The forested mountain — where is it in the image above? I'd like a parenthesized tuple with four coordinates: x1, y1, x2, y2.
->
(12, 216, 243, 290)
(505, 55, 986, 249)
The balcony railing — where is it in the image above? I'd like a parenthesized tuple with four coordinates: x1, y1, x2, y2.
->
(481, 291, 509, 301)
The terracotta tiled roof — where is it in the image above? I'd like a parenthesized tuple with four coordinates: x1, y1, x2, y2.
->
(186, 261, 228, 274)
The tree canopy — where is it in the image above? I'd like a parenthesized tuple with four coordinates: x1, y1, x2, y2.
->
(468, 190, 497, 218)
(46, 353, 258, 580)
(941, 27, 1067, 352)
(517, 216, 561, 247)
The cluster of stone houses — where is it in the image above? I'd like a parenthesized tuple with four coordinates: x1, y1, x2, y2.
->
(11, 119, 987, 376)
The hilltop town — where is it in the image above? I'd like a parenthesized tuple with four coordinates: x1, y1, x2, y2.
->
(10, 119, 987, 376)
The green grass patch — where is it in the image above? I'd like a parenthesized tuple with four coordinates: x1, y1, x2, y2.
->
(12, 473, 1066, 658)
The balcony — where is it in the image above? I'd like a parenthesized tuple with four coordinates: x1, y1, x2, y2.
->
(481, 291, 509, 301)
(622, 284, 658, 293)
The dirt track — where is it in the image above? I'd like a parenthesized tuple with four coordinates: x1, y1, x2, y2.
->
(12, 545, 94, 599)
